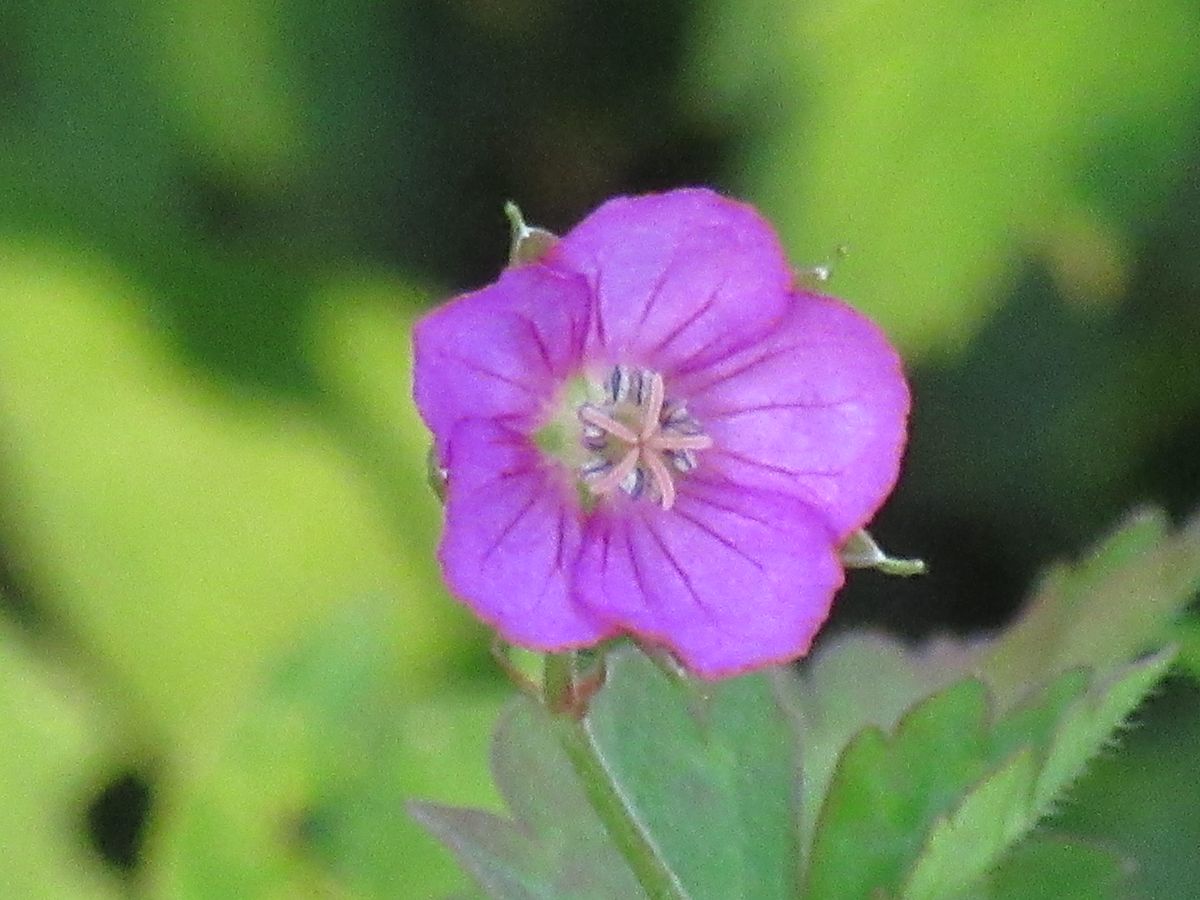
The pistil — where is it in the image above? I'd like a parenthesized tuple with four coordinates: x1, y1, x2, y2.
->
(578, 366, 713, 510)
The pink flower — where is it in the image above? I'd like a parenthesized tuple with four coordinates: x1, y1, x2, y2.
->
(413, 189, 909, 678)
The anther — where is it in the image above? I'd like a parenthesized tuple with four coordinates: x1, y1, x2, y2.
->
(640, 372, 666, 440)
(589, 448, 640, 498)
(670, 449, 698, 473)
(578, 366, 713, 511)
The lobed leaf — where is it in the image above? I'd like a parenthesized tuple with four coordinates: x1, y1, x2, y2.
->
(1048, 679, 1200, 899)
(411, 700, 641, 899)
(894, 651, 1170, 899)
(416, 645, 800, 899)
(421, 507, 1200, 898)
(800, 649, 1174, 899)
(777, 631, 977, 853)
(586, 647, 800, 899)
(981, 507, 1200, 706)
(1031, 650, 1175, 817)
(900, 750, 1038, 900)
(803, 679, 979, 898)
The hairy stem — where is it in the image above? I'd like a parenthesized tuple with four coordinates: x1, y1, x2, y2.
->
(543, 653, 688, 899)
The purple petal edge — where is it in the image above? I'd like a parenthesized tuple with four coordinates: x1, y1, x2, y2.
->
(413, 189, 912, 679)
(413, 264, 591, 463)
(573, 474, 843, 678)
(682, 291, 910, 540)
(439, 419, 615, 649)
(548, 188, 795, 377)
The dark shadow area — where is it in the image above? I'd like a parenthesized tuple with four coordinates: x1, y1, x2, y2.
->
(85, 770, 153, 874)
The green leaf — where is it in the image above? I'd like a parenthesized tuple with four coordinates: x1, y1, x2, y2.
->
(1172, 614, 1200, 683)
(411, 700, 642, 899)
(901, 750, 1038, 900)
(587, 647, 799, 898)
(1032, 650, 1175, 817)
(895, 652, 1168, 899)
(418, 645, 800, 899)
(418, 508, 1194, 898)
(147, 597, 503, 898)
(690, 0, 1200, 356)
(803, 679, 998, 899)
(1049, 679, 1200, 899)
(774, 509, 1196, 898)
(0, 243, 474, 748)
(976, 836, 1132, 900)
(777, 631, 974, 853)
(413, 805, 574, 900)
(0, 620, 120, 899)
(982, 508, 1200, 705)
(802, 650, 1171, 899)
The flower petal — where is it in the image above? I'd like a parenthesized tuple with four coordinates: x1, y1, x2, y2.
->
(439, 420, 613, 649)
(574, 475, 843, 678)
(413, 265, 591, 461)
(549, 188, 793, 374)
(681, 292, 910, 540)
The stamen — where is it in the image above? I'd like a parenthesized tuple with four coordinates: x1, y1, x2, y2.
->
(620, 465, 645, 499)
(662, 402, 703, 434)
(588, 448, 639, 498)
(670, 449, 697, 473)
(581, 457, 613, 478)
(609, 365, 643, 404)
(662, 403, 690, 425)
(641, 449, 676, 510)
(630, 368, 646, 405)
(578, 404, 639, 444)
(647, 432, 714, 452)
(578, 366, 713, 510)
(581, 423, 608, 451)
(640, 371, 666, 440)
(606, 367, 622, 403)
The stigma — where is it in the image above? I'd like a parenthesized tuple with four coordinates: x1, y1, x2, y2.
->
(577, 366, 713, 510)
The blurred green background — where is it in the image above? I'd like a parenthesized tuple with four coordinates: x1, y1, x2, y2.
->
(2, 1, 1198, 897)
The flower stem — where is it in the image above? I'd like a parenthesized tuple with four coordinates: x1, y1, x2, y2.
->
(543, 653, 689, 899)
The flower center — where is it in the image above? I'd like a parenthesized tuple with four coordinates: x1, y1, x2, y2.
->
(576, 366, 713, 510)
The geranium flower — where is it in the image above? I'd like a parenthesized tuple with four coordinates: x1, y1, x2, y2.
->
(413, 189, 909, 678)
